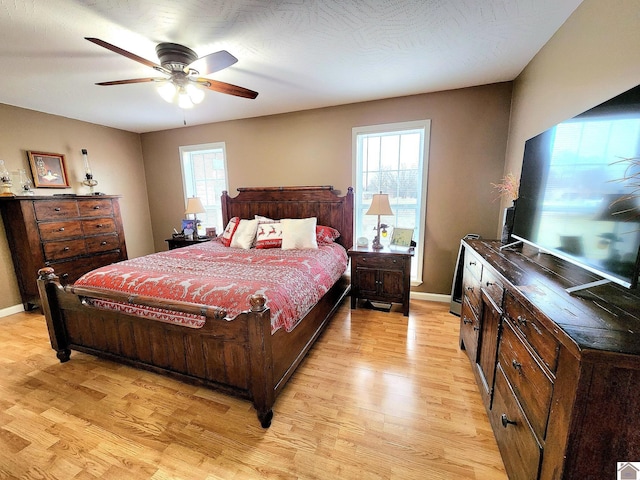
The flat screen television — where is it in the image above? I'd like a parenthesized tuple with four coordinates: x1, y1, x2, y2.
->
(512, 85, 640, 290)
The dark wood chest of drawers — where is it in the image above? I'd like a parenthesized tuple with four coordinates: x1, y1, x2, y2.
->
(1, 195, 127, 308)
(458, 239, 640, 480)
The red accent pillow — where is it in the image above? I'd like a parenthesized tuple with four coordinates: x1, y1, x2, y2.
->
(316, 225, 340, 244)
(220, 217, 240, 247)
(255, 220, 283, 249)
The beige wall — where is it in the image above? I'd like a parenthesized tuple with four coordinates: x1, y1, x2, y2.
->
(504, 0, 640, 217)
(141, 83, 513, 295)
(0, 104, 154, 310)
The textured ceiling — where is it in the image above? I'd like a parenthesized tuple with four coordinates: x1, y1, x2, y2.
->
(0, 0, 583, 133)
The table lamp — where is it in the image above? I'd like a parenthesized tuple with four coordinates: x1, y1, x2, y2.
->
(366, 192, 394, 249)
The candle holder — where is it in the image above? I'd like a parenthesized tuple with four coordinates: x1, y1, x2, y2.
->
(0, 160, 14, 197)
(18, 169, 34, 196)
(82, 173, 98, 194)
(81, 148, 98, 194)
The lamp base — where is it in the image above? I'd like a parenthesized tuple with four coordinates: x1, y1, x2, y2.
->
(371, 236, 384, 249)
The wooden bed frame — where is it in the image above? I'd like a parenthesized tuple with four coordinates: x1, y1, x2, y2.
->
(37, 186, 353, 428)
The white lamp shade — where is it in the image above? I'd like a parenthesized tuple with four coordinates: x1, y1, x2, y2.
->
(366, 193, 394, 216)
(186, 83, 205, 104)
(185, 197, 206, 215)
(157, 81, 177, 103)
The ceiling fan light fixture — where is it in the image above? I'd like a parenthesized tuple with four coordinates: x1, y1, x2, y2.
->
(157, 81, 177, 103)
(177, 86, 195, 109)
(186, 83, 205, 105)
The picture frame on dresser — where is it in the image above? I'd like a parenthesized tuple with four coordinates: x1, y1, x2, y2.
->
(26, 151, 70, 188)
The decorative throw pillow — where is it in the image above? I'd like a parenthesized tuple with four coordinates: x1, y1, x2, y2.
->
(230, 218, 259, 249)
(255, 221, 284, 249)
(220, 217, 239, 247)
(281, 217, 318, 250)
(316, 225, 340, 244)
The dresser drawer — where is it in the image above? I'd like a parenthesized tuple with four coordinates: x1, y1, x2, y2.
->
(504, 292, 559, 373)
(38, 221, 83, 241)
(82, 218, 116, 235)
(464, 250, 482, 281)
(490, 365, 542, 480)
(79, 199, 113, 217)
(462, 268, 481, 315)
(354, 254, 406, 271)
(85, 234, 121, 253)
(34, 200, 78, 220)
(53, 251, 124, 285)
(43, 239, 87, 261)
(481, 268, 504, 307)
(499, 319, 553, 442)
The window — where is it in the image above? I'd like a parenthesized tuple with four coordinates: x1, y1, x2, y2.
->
(180, 142, 228, 231)
(353, 120, 430, 283)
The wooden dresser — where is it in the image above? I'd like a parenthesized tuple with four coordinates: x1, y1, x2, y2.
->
(0, 195, 127, 309)
(458, 239, 640, 480)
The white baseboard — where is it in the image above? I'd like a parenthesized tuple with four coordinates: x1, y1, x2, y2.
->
(410, 292, 451, 304)
(0, 303, 25, 318)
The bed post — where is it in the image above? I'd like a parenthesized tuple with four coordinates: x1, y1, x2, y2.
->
(37, 267, 71, 362)
(246, 294, 275, 428)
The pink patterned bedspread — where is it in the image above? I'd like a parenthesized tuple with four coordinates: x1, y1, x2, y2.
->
(74, 240, 348, 333)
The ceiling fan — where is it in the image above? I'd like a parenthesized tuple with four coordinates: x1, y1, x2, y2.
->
(86, 37, 258, 108)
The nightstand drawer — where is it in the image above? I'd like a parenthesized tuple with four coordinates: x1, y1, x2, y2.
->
(354, 254, 407, 271)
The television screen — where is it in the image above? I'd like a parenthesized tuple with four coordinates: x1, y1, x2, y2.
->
(512, 85, 640, 289)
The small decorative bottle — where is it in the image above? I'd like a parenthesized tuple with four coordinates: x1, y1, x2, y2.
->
(19, 169, 34, 195)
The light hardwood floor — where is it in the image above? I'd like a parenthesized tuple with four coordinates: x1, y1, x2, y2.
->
(0, 300, 507, 479)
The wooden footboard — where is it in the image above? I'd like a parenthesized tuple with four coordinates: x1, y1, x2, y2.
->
(37, 266, 349, 427)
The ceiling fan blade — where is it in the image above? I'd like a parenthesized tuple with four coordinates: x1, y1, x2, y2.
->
(189, 50, 238, 75)
(95, 78, 160, 86)
(198, 78, 258, 99)
(85, 37, 167, 73)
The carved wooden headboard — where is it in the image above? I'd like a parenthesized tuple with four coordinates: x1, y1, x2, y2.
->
(221, 185, 354, 250)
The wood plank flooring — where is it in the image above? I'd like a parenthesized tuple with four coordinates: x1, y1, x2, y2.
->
(0, 300, 507, 479)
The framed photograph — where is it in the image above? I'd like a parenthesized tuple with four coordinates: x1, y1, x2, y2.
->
(391, 227, 414, 247)
(181, 218, 195, 234)
(27, 151, 70, 188)
(205, 227, 217, 238)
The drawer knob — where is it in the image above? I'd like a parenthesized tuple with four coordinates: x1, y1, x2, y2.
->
(486, 281, 495, 286)
(501, 414, 517, 428)
(511, 359, 522, 372)
(466, 286, 474, 292)
(61, 273, 69, 279)
(100, 241, 107, 246)
(469, 261, 476, 266)
(473, 326, 480, 332)
(58, 227, 64, 232)
(463, 316, 473, 325)
(96, 224, 103, 228)
(517, 315, 527, 326)
(63, 246, 70, 251)
(54, 207, 61, 212)
(93, 205, 100, 209)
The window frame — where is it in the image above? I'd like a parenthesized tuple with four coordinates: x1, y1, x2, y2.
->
(179, 142, 229, 232)
(352, 120, 431, 285)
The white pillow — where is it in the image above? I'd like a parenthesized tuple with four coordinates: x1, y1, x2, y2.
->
(230, 218, 259, 249)
(281, 217, 318, 250)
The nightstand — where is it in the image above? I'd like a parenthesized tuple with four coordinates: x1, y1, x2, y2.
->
(348, 246, 413, 316)
(166, 236, 212, 250)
